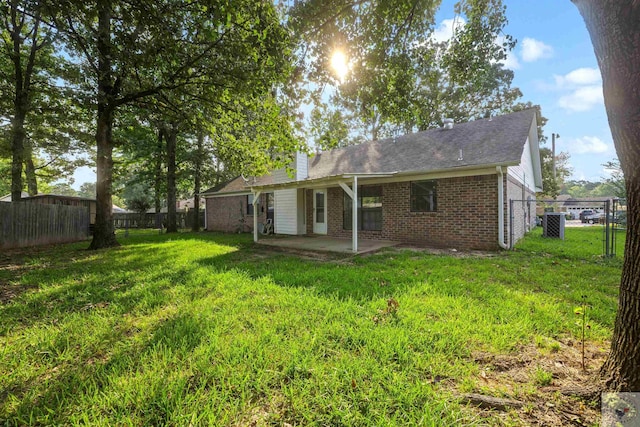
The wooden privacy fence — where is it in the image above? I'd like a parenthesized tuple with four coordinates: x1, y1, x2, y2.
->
(0, 202, 90, 249)
(113, 212, 205, 229)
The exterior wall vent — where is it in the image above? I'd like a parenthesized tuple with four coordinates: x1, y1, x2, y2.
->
(443, 118, 454, 130)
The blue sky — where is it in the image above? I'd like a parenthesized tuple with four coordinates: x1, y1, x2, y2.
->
(435, 0, 614, 182)
(71, 0, 612, 189)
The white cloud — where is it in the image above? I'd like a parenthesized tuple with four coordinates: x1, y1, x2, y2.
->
(554, 67, 601, 87)
(432, 18, 465, 43)
(501, 51, 521, 70)
(568, 136, 610, 154)
(558, 85, 604, 112)
(521, 38, 554, 62)
(551, 67, 603, 113)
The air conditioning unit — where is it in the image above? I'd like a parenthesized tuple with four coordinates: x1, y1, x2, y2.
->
(543, 212, 565, 239)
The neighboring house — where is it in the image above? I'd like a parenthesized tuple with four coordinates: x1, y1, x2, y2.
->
(16, 194, 97, 226)
(144, 198, 203, 214)
(538, 195, 616, 218)
(0, 192, 29, 202)
(202, 109, 543, 251)
(3, 193, 126, 216)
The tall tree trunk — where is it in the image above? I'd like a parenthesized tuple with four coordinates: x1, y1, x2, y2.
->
(89, 0, 119, 249)
(192, 130, 203, 232)
(572, 0, 640, 390)
(8, 1, 41, 202)
(165, 125, 178, 233)
(24, 144, 38, 196)
(155, 129, 164, 214)
(9, 0, 26, 202)
(10, 107, 26, 201)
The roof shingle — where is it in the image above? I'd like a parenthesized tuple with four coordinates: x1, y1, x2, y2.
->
(206, 108, 537, 194)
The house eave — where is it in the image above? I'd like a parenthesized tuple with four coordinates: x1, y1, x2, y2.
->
(201, 190, 252, 198)
(248, 162, 518, 192)
(203, 162, 520, 197)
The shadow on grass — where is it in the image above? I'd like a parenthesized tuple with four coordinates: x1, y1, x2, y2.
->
(7, 310, 209, 425)
(0, 230, 623, 424)
(0, 232, 243, 333)
(195, 246, 416, 301)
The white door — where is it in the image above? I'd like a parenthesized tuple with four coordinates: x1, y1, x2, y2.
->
(313, 189, 327, 234)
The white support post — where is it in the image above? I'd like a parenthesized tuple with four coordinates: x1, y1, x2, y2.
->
(252, 190, 262, 243)
(338, 181, 354, 200)
(352, 176, 358, 253)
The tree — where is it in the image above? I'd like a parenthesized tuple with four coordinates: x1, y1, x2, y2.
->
(539, 148, 572, 198)
(47, 182, 78, 196)
(0, 158, 10, 195)
(309, 104, 353, 150)
(1, 1, 91, 198)
(571, 0, 640, 390)
(288, 0, 521, 140)
(122, 182, 153, 213)
(191, 130, 204, 232)
(77, 181, 96, 199)
(602, 159, 625, 199)
(2, 0, 51, 201)
(48, 0, 297, 249)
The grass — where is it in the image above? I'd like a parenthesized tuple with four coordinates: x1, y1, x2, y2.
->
(0, 226, 623, 426)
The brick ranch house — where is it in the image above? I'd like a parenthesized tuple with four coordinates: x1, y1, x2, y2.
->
(202, 109, 542, 252)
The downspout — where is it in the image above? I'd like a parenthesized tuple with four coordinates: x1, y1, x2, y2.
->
(352, 176, 358, 253)
(497, 166, 508, 249)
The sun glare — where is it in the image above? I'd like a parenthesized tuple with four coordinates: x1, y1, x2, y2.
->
(330, 50, 348, 82)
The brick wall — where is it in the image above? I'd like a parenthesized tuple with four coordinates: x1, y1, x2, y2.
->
(205, 194, 266, 233)
(210, 174, 529, 251)
(318, 175, 502, 250)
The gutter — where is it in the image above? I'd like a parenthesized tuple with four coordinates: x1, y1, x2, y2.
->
(496, 166, 508, 249)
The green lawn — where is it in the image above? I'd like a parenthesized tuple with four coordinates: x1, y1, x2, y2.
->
(0, 227, 623, 426)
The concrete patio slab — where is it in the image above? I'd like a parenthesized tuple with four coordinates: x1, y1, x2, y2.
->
(256, 235, 399, 254)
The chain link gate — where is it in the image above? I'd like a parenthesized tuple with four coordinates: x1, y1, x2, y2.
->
(508, 198, 624, 257)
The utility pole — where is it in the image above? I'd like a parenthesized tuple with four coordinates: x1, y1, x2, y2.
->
(552, 133, 560, 180)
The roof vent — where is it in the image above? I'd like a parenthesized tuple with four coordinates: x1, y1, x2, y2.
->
(443, 118, 454, 130)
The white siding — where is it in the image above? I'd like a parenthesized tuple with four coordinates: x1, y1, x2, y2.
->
(271, 167, 292, 184)
(274, 189, 298, 235)
(295, 152, 308, 181)
(507, 137, 537, 193)
(271, 152, 308, 184)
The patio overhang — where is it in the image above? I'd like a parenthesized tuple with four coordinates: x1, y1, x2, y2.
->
(250, 172, 398, 253)
(248, 172, 399, 192)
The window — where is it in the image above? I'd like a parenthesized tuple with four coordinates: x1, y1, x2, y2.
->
(316, 191, 325, 223)
(410, 180, 437, 212)
(247, 194, 254, 215)
(344, 185, 382, 231)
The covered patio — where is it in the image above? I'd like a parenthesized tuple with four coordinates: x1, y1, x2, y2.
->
(256, 235, 399, 254)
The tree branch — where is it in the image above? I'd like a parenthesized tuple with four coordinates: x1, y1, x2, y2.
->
(63, 14, 99, 75)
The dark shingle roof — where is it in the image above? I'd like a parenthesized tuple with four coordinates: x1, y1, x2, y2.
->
(207, 109, 537, 193)
(202, 175, 275, 195)
(306, 108, 537, 179)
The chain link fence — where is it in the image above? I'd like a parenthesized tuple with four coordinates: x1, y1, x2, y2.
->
(510, 198, 626, 257)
